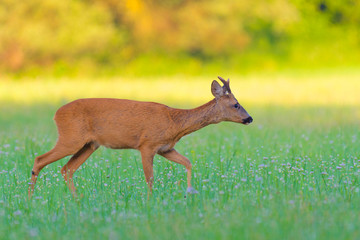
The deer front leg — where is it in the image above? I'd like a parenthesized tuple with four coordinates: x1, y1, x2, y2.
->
(159, 148, 198, 194)
(140, 148, 155, 196)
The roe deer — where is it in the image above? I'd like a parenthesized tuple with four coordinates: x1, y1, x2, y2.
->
(28, 77, 253, 197)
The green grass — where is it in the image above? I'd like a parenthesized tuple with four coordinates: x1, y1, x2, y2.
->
(1, 101, 360, 239)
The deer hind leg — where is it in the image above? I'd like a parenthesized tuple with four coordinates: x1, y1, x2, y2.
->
(61, 142, 98, 196)
(159, 148, 198, 194)
(28, 140, 86, 198)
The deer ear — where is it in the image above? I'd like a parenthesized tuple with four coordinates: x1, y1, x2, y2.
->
(211, 80, 224, 99)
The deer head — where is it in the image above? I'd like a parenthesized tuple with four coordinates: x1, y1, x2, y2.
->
(211, 76, 253, 125)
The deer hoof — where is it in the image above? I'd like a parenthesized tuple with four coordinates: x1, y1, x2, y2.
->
(186, 187, 199, 194)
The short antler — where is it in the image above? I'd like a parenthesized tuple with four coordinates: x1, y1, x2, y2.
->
(218, 76, 231, 94)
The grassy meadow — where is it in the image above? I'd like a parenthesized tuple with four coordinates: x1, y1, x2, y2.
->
(1, 72, 360, 239)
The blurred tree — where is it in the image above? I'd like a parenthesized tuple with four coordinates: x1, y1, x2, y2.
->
(0, 0, 118, 72)
(0, 0, 359, 76)
(97, 0, 298, 57)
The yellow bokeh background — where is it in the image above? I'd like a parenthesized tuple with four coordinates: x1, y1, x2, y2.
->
(1, 71, 359, 107)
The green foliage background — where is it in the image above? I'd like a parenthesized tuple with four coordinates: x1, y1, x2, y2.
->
(1, 0, 359, 77)
(1, 1, 360, 239)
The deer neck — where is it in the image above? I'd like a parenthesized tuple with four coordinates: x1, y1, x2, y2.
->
(170, 99, 221, 139)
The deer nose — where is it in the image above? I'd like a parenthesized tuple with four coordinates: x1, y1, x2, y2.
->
(243, 116, 253, 125)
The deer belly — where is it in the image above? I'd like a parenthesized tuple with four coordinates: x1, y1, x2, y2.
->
(96, 133, 139, 149)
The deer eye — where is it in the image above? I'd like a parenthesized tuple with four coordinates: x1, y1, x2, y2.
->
(234, 103, 240, 109)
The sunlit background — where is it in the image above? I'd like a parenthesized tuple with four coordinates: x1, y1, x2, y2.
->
(1, 0, 359, 105)
(1, 2, 360, 239)
(1, 0, 359, 76)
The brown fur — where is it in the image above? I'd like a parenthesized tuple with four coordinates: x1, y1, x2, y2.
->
(28, 78, 252, 197)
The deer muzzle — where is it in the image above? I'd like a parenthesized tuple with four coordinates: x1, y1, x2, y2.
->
(242, 116, 253, 125)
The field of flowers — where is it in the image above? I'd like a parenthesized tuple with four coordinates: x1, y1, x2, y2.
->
(1, 72, 359, 239)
